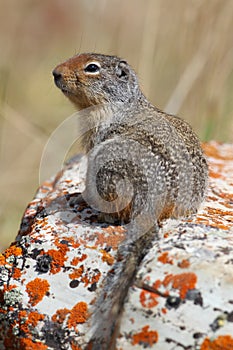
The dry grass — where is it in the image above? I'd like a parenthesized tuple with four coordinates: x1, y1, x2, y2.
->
(0, 0, 233, 250)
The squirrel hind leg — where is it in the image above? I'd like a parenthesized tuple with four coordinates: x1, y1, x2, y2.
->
(97, 201, 132, 225)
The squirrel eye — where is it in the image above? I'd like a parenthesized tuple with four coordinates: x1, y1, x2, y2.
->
(84, 63, 100, 74)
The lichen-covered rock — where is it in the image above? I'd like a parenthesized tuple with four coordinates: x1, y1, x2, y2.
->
(0, 141, 233, 349)
(116, 224, 233, 349)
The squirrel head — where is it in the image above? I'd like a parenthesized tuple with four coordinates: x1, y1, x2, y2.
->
(53, 53, 143, 109)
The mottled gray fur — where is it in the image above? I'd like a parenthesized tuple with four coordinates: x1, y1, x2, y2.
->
(53, 53, 208, 349)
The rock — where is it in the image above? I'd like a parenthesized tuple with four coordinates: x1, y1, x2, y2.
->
(0, 141, 233, 349)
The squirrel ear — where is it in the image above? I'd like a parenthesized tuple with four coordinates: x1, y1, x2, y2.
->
(116, 60, 129, 79)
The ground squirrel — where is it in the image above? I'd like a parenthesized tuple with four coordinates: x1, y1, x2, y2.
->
(53, 53, 208, 349)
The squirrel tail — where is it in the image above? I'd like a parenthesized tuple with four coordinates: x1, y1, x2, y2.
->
(85, 224, 159, 350)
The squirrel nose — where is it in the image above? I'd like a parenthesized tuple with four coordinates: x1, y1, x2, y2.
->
(52, 69, 62, 84)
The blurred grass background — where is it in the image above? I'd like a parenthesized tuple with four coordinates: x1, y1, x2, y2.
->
(0, 0, 233, 250)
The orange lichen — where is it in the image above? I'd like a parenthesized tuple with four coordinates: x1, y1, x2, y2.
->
(194, 217, 231, 231)
(152, 279, 162, 290)
(26, 278, 50, 306)
(69, 266, 84, 280)
(67, 301, 89, 329)
(162, 272, 197, 299)
(81, 270, 101, 287)
(42, 180, 53, 188)
(157, 252, 173, 265)
(203, 142, 233, 161)
(41, 238, 83, 274)
(178, 259, 190, 268)
(59, 236, 81, 249)
(54, 238, 70, 251)
(28, 311, 45, 327)
(19, 310, 27, 318)
(71, 343, 83, 350)
(32, 219, 49, 234)
(221, 201, 233, 209)
(19, 311, 45, 334)
(213, 191, 233, 202)
(45, 249, 67, 274)
(71, 254, 87, 266)
(18, 311, 28, 334)
(206, 207, 233, 218)
(4, 329, 16, 349)
(140, 290, 159, 308)
(71, 257, 79, 266)
(213, 222, 231, 230)
(12, 267, 22, 279)
(161, 307, 167, 314)
(3, 284, 17, 292)
(19, 338, 48, 349)
(100, 249, 114, 265)
(201, 335, 233, 350)
(208, 170, 223, 179)
(85, 245, 98, 250)
(131, 325, 158, 346)
(95, 229, 125, 249)
(0, 254, 6, 265)
(4, 245, 22, 258)
(52, 308, 70, 324)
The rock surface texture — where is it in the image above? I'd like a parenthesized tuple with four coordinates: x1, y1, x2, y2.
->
(0, 141, 233, 350)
